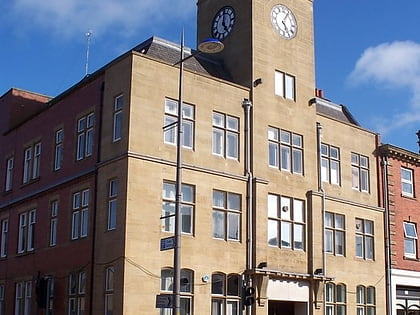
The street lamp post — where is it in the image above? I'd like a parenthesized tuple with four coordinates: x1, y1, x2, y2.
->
(172, 32, 224, 315)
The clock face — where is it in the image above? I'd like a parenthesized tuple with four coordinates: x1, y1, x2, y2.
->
(271, 4, 297, 39)
(212, 6, 235, 41)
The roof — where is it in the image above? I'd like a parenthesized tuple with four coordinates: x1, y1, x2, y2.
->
(379, 144, 420, 165)
(132, 36, 232, 81)
(312, 97, 360, 126)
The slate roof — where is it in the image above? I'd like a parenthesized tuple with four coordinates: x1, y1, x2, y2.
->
(313, 97, 359, 126)
(133, 36, 232, 81)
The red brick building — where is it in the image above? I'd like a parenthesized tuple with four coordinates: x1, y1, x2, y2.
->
(0, 79, 103, 314)
(379, 144, 420, 315)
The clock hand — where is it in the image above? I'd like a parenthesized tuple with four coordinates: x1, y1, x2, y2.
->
(222, 14, 228, 31)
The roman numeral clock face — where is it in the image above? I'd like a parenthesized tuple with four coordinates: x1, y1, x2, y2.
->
(212, 6, 236, 41)
(271, 4, 297, 39)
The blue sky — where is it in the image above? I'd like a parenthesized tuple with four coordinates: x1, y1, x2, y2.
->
(1, 1, 420, 152)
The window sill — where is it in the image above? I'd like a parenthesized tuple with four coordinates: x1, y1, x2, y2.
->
(403, 256, 419, 262)
(401, 193, 416, 200)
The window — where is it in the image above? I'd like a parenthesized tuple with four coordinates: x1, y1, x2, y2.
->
(325, 212, 345, 256)
(15, 281, 32, 315)
(0, 219, 7, 258)
(351, 153, 369, 192)
(357, 286, 376, 315)
(268, 127, 303, 174)
(326, 283, 346, 315)
(54, 129, 63, 171)
(76, 113, 94, 160)
(18, 210, 36, 254)
(72, 190, 89, 240)
(275, 70, 295, 101)
(401, 167, 414, 197)
(403, 222, 418, 258)
(267, 194, 305, 250)
(212, 190, 241, 241)
(105, 267, 115, 315)
(164, 99, 195, 149)
(108, 179, 118, 231)
(162, 182, 194, 235)
(212, 112, 239, 159)
(211, 273, 240, 315)
(0, 284, 4, 315)
(68, 270, 86, 315)
(113, 95, 123, 142)
(5, 157, 14, 191)
(49, 201, 58, 247)
(355, 218, 374, 260)
(160, 268, 193, 315)
(23, 143, 41, 183)
(45, 277, 54, 315)
(321, 144, 340, 185)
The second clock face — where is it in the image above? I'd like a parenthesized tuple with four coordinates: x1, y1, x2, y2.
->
(212, 6, 236, 41)
(271, 4, 297, 39)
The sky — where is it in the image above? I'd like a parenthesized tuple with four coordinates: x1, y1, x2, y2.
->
(1, 1, 420, 152)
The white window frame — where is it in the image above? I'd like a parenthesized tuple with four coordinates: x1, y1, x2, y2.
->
(15, 281, 32, 315)
(107, 179, 118, 231)
(161, 182, 194, 235)
(325, 212, 345, 256)
(105, 266, 115, 315)
(163, 98, 195, 149)
(401, 167, 414, 197)
(160, 268, 193, 315)
(17, 210, 36, 254)
(321, 143, 340, 185)
(76, 113, 94, 160)
(212, 190, 241, 241)
(5, 157, 14, 191)
(403, 222, 418, 258)
(0, 284, 4, 315)
(32, 143, 41, 179)
(211, 273, 240, 315)
(0, 219, 8, 258)
(71, 190, 89, 240)
(268, 127, 303, 174)
(351, 153, 369, 192)
(267, 194, 305, 250)
(275, 70, 295, 101)
(355, 218, 374, 260)
(68, 271, 85, 315)
(212, 112, 239, 160)
(49, 201, 58, 246)
(23, 147, 32, 184)
(113, 95, 123, 142)
(54, 129, 63, 171)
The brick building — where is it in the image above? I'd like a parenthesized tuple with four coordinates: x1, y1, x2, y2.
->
(379, 144, 420, 315)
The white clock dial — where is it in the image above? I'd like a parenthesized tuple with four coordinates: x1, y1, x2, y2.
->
(271, 4, 297, 39)
(212, 6, 236, 41)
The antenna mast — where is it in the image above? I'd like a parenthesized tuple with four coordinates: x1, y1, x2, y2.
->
(85, 30, 93, 77)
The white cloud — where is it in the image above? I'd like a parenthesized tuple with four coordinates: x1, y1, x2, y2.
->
(349, 41, 420, 136)
(11, 0, 195, 38)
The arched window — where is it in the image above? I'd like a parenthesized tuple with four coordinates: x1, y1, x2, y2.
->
(160, 268, 193, 315)
(326, 282, 346, 315)
(211, 273, 241, 315)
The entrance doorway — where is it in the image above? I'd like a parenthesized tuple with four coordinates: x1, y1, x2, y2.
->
(268, 301, 307, 315)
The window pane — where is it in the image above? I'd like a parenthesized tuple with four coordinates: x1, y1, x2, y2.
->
(213, 191, 225, 208)
(227, 213, 239, 240)
(181, 185, 193, 203)
(281, 221, 291, 247)
(294, 224, 304, 250)
(181, 205, 192, 234)
(280, 146, 291, 170)
(226, 132, 238, 159)
(182, 120, 193, 148)
(280, 130, 290, 144)
(227, 193, 240, 211)
(268, 128, 278, 140)
(404, 222, 418, 238)
(325, 230, 333, 253)
(365, 236, 374, 259)
(292, 149, 303, 174)
(275, 71, 284, 96)
(356, 235, 363, 257)
(268, 195, 278, 217)
(361, 169, 369, 191)
(335, 231, 345, 255)
(211, 274, 224, 295)
(268, 220, 278, 246)
(280, 197, 291, 220)
(213, 129, 224, 155)
(227, 275, 239, 296)
(227, 116, 238, 131)
(285, 74, 294, 100)
(213, 211, 225, 239)
(331, 160, 340, 185)
(269, 143, 278, 167)
(161, 269, 173, 291)
(293, 199, 304, 222)
(213, 112, 224, 127)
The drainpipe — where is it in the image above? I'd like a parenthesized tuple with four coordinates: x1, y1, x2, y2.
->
(316, 122, 326, 315)
(382, 155, 392, 315)
(242, 98, 253, 315)
(89, 81, 105, 315)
